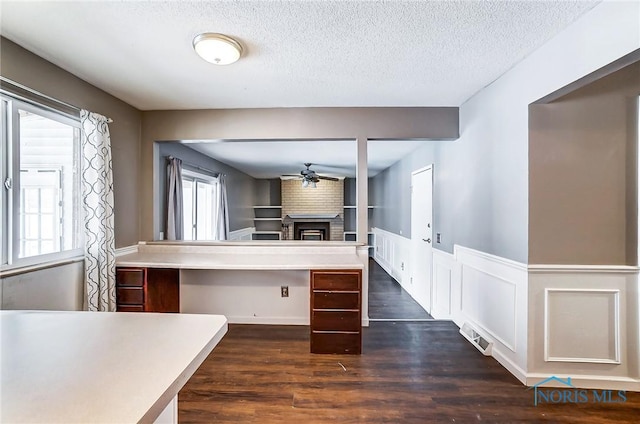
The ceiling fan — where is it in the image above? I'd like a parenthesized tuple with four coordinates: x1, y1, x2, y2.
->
(282, 163, 339, 187)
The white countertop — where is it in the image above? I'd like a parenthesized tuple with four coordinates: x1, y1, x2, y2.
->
(1, 310, 228, 423)
(116, 241, 366, 270)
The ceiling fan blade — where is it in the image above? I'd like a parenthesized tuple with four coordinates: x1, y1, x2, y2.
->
(318, 175, 339, 181)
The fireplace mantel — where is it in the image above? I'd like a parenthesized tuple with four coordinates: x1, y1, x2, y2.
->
(286, 214, 339, 219)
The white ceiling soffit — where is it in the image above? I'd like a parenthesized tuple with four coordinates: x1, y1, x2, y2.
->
(184, 139, 433, 178)
(0, 1, 599, 110)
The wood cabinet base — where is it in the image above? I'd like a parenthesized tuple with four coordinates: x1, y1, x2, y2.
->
(116, 267, 180, 313)
(310, 269, 362, 354)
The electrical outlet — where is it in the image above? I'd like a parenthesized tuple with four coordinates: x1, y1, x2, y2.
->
(436, 233, 441, 243)
(281, 286, 289, 297)
(401, 262, 404, 271)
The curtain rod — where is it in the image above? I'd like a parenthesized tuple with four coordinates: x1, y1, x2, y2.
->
(0, 76, 114, 123)
(167, 155, 224, 177)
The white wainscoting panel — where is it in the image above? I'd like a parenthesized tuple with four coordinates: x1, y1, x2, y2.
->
(453, 245, 528, 383)
(432, 249, 457, 319)
(461, 265, 517, 351)
(372, 227, 413, 297)
(370, 236, 640, 390)
(229, 227, 256, 241)
(544, 289, 620, 364)
(527, 269, 639, 390)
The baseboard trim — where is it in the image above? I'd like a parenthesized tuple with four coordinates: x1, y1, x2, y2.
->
(525, 373, 640, 391)
(492, 348, 527, 385)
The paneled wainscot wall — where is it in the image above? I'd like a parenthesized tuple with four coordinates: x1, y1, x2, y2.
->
(372, 227, 640, 391)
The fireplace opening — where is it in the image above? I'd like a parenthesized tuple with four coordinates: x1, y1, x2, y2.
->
(294, 222, 331, 241)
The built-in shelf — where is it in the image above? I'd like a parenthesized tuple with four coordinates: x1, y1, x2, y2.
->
(253, 205, 283, 237)
(251, 231, 282, 241)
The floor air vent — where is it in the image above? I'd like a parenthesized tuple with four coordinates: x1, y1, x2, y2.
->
(459, 323, 493, 356)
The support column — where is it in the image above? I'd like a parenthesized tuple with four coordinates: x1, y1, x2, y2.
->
(356, 136, 368, 244)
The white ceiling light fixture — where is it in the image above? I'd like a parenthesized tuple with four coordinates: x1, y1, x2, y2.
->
(193, 33, 243, 65)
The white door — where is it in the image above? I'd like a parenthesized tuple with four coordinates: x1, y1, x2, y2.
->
(410, 166, 433, 313)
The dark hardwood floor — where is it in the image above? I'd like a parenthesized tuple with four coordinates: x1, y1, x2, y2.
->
(178, 259, 638, 422)
(179, 322, 640, 423)
(368, 258, 432, 320)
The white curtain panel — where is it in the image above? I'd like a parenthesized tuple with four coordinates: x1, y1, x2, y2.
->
(80, 110, 116, 312)
(166, 157, 183, 240)
(216, 175, 230, 240)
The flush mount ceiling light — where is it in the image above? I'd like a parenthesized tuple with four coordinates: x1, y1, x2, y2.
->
(193, 33, 243, 65)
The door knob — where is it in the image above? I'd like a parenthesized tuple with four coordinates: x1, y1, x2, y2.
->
(422, 238, 431, 243)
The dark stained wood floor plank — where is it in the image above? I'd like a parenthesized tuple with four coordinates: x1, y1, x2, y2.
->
(367, 259, 433, 320)
(179, 322, 640, 423)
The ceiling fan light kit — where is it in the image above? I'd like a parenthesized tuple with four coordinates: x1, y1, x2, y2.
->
(282, 163, 339, 188)
(193, 33, 243, 65)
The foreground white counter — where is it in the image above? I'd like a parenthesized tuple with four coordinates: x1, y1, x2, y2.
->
(1, 310, 228, 423)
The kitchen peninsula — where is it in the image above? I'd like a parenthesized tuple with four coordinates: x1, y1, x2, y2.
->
(1, 310, 227, 423)
(117, 240, 366, 271)
(116, 240, 369, 354)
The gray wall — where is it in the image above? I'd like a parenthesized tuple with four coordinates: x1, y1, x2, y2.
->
(0, 37, 142, 248)
(156, 143, 258, 236)
(529, 61, 639, 265)
(370, 136, 502, 256)
(369, 143, 439, 240)
(254, 179, 281, 206)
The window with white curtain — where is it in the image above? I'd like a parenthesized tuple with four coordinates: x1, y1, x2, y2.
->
(1, 94, 83, 267)
(181, 169, 220, 240)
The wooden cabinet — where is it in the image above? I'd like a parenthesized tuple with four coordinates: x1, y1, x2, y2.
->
(116, 267, 180, 313)
(310, 269, 362, 354)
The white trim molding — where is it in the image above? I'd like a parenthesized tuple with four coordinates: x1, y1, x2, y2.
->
(544, 288, 621, 364)
(229, 227, 256, 241)
(115, 245, 139, 257)
(529, 264, 639, 274)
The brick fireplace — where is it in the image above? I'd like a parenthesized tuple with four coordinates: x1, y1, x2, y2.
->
(281, 178, 344, 241)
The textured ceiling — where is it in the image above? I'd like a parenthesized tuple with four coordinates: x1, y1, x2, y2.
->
(0, 1, 600, 178)
(0, 0, 600, 110)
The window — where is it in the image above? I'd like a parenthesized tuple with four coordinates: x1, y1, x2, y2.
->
(181, 170, 220, 240)
(1, 95, 83, 267)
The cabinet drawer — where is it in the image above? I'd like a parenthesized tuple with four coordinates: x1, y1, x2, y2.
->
(312, 292, 360, 310)
(312, 310, 360, 332)
(312, 271, 360, 291)
(117, 304, 144, 312)
(311, 332, 361, 354)
(116, 268, 145, 287)
(117, 287, 144, 305)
